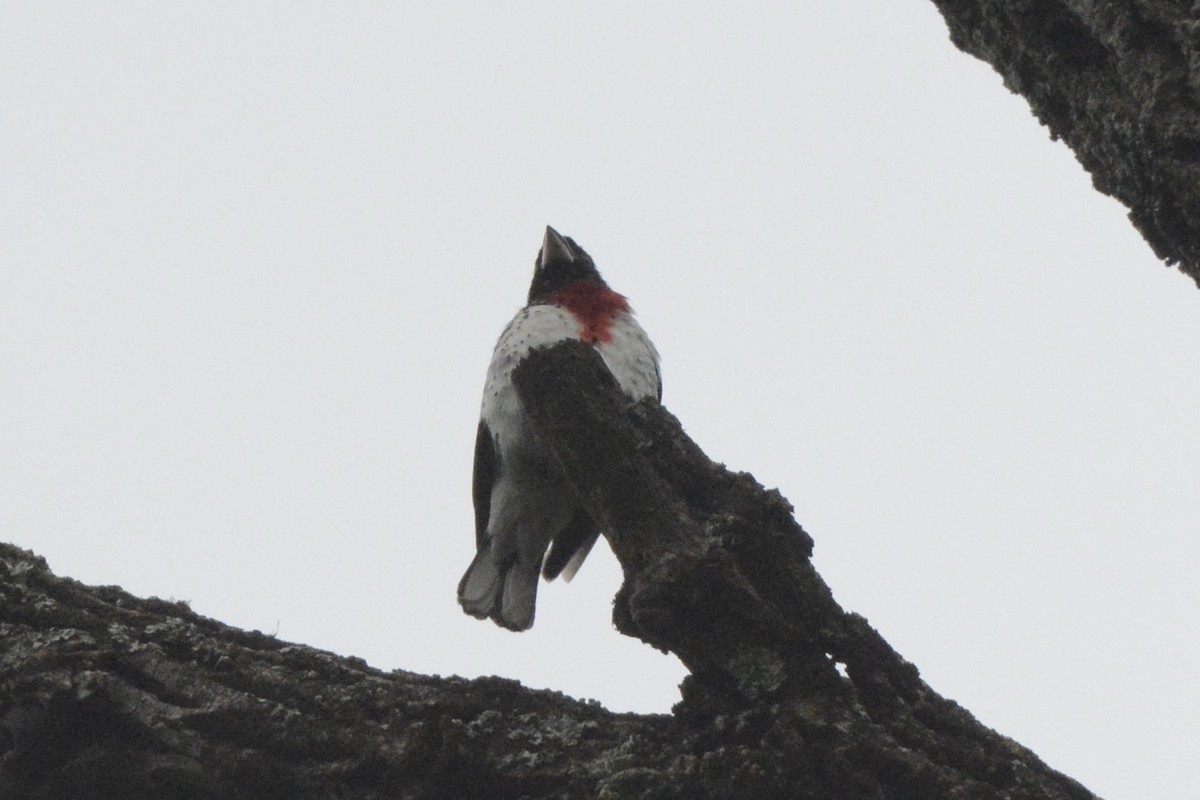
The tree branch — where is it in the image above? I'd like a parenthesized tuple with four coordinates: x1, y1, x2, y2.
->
(928, 0, 1200, 286)
(0, 543, 681, 799)
(513, 341, 1096, 799)
(0, 344, 1101, 798)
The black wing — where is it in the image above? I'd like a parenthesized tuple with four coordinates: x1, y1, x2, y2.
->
(472, 420, 497, 547)
(542, 506, 599, 581)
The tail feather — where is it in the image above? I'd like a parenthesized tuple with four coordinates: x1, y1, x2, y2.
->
(498, 564, 538, 631)
(457, 550, 502, 619)
(457, 549, 539, 631)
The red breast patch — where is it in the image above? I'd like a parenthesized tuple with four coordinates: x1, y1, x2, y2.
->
(551, 281, 630, 343)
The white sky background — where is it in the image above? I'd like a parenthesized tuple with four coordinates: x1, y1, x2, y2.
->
(2, 4, 1197, 798)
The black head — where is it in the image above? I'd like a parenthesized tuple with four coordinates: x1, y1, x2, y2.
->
(527, 226, 608, 304)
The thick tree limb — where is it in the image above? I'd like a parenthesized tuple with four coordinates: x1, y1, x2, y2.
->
(513, 342, 1098, 799)
(2, 342, 1100, 798)
(928, 0, 1200, 286)
(0, 544, 682, 800)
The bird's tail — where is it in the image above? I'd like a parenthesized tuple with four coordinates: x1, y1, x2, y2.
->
(457, 549, 539, 632)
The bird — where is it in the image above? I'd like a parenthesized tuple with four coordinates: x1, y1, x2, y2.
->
(457, 226, 661, 631)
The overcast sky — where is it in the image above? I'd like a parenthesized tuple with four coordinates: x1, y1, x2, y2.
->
(3, 4, 1197, 799)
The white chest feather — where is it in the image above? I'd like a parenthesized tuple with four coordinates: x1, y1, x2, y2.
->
(480, 304, 660, 436)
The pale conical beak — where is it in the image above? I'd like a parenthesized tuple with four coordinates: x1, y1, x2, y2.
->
(540, 225, 575, 267)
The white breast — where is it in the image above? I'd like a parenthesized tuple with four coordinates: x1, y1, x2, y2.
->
(480, 304, 660, 433)
(596, 312, 660, 401)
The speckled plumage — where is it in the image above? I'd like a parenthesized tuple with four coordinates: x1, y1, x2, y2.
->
(458, 227, 660, 631)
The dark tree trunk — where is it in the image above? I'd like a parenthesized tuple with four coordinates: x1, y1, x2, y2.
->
(1, 344, 1098, 799)
(928, 0, 1200, 287)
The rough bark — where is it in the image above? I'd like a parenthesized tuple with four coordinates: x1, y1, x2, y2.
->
(1, 343, 1098, 799)
(928, 0, 1200, 287)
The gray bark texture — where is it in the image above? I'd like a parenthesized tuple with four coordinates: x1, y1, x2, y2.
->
(929, 0, 1200, 286)
(1, 344, 1099, 799)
